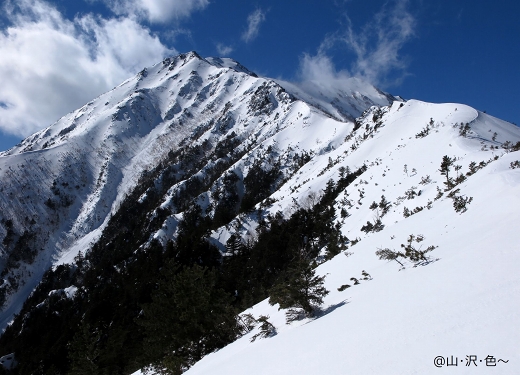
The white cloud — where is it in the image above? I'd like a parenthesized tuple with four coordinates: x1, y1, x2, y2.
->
(295, 53, 376, 101)
(298, 53, 349, 84)
(276, 52, 392, 123)
(0, 0, 173, 137)
(107, 0, 209, 24)
(216, 43, 233, 56)
(312, 0, 415, 87)
(241, 8, 266, 43)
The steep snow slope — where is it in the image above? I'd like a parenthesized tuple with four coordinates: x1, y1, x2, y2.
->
(206, 101, 519, 249)
(0, 52, 394, 329)
(133, 100, 520, 375)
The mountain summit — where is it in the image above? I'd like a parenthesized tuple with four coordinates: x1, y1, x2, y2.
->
(0, 52, 519, 374)
(0, 51, 394, 323)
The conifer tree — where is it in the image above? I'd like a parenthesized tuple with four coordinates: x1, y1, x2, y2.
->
(269, 260, 329, 323)
(324, 221, 346, 259)
(68, 323, 101, 375)
(225, 233, 245, 255)
(376, 247, 405, 266)
(140, 261, 239, 374)
(459, 123, 471, 137)
(360, 221, 374, 233)
(250, 315, 277, 342)
(376, 234, 436, 267)
(400, 234, 435, 262)
(378, 195, 391, 216)
(439, 155, 455, 190)
(369, 201, 378, 210)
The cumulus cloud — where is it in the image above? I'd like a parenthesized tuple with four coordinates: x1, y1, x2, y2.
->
(307, 0, 415, 87)
(0, 0, 173, 137)
(241, 9, 266, 43)
(216, 43, 233, 56)
(107, 0, 209, 24)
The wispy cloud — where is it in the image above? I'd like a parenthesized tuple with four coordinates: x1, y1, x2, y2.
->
(216, 43, 233, 56)
(241, 8, 266, 43)
(294, 53, 377, 104)
(105, 0, 209, 24)
(304, 0, 416, 87)
(0, 0, 173, 137)
(298, 53, 349, 85)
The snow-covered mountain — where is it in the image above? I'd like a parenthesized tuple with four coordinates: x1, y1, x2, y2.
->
(0, 52, 519, 374)
(0, 51, 394, 328)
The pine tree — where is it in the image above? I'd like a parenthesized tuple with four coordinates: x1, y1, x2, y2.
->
(439, 155, 455, 190)
(467, 161, 478, 175)
(269, 260, 329, 323)
(454, 164, 466, 185)
(360, 221, 374, 233)
(225, 233, 245, 255)
(324, 221, 346, 259)
(139, 261, 240, 374)
(415, 118, 434, 138)
(400, 234, 436, 262)
(68, 323, 101, 375)
(250, 315, 276, 342)
(459, 123, 471, 137)
(376, 247, 404, 266)
(377, 235, 436, 267)
(378, 195, 391, 216)
(448, 189, 473, 213)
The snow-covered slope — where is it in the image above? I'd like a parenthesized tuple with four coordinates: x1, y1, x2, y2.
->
(0, 52, 394, 329)
(130, 99, 519, 375)
(172, 104, 520, 375)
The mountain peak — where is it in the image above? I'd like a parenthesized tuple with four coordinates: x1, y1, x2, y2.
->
(204, 57, 259, 77)
(157, 52, 258, 78)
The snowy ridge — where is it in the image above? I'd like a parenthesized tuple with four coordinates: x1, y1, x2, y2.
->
(0, 52, 394, 328)
(207, 100, 518, 249)
(135, 100, 519, 374)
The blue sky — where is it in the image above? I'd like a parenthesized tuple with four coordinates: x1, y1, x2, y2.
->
(0, 0, 519, 152)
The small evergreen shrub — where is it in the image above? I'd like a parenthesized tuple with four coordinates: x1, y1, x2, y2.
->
(419, 175, 432, 185)
(447, 189, 473, 213)
(250, 315, 276, 342)
(459, 123, 471, 137)
(376, 234, 437, 267)
(415, 118, 435, 138)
